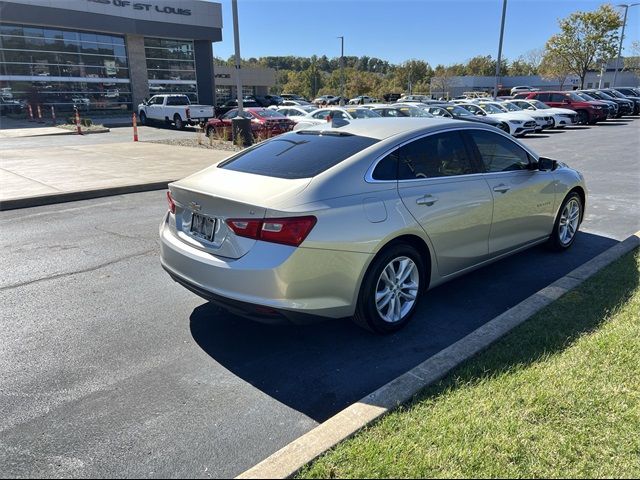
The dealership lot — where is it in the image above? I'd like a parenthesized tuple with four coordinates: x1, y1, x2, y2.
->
(0, 118, 638, 477)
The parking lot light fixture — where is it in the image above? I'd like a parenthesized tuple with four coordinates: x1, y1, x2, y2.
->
(613, 3, 640, 87)
(494, 0, 508, 99)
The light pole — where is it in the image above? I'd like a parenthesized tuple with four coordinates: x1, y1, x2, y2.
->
(613, 3, 640, 87)
(338, 36, 344, 105)
(231, 0, 251, 145)
(494, 0, 508, 99)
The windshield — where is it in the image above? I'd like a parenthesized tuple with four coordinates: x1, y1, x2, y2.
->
(531, 100, 549, 109)
(443, 105, 472, 116)
(501, 102, 522, 112)
(219, 132, 379, 179)
(346, 108, 381, 118)
(605, 89, 626, 99)
(575, 92, 595, 101)
(477, 103, 505, 114)
(591, 91, 613, 100)
(569, 92, 588, 102)
(399, 107, 433, 117)
(256, 109, 285, 118)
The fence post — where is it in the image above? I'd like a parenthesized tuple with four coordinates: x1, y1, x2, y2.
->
(51, 106, 56, 125)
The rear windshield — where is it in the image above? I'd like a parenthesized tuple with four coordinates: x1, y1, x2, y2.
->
(218, 131, 379, 179)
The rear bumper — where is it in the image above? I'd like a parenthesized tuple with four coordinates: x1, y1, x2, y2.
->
(160, 216, 370, 322)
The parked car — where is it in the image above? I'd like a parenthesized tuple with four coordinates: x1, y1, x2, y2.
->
(506, 99, 578, 128)
(207, 107, 294, 137)
(312, 95, 339, 105)
(382, 92, 403, 102)
(367, 105, 433, 117)
(292, 106, 381, 130)
(246, 94, 283, 107)
(579, 90, 631, 117)
(602, 88, 640, 115)
(0, 97, 23, 115)
(498, 101, 554, 131)
(349, 95, 375, 105)
(510, 86, 538, 96)
(513, 91, 608, 125)
(281, 93, 309, 102)
(161, 118, 587, 333)
(457, 102, 537, 136)
(275, 105, 318, 122)
(424, 103, 510, 132)
(571, 91, 617, 118)
(269, 100, 313, 108)
(216, 99, 261, 117)
(138, 94, 214, 129)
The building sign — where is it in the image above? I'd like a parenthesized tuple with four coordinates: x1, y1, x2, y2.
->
(88, 0, 191, 16)
(104, 60, 117, 75)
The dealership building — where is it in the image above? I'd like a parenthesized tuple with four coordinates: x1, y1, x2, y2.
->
(0, 0, 227, 113)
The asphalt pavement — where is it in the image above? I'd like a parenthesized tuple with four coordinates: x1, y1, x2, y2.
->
(0, 117, 638, 478)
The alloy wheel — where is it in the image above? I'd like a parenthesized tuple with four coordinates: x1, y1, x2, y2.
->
(558, 198, 580, 245)
(375, 256, 419, 323)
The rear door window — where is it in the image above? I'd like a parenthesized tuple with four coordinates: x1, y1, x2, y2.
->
(219, 132, 379, 179)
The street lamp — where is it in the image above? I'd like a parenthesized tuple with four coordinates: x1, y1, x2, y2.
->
(231, 0, 251, 145)
(338, 36, 344, 105)
(493, 0, 508, 99)
(613, 3, 640, 87)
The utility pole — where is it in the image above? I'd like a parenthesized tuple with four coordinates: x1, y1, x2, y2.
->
(613, 3, 639, 87)
(494, 0, 508, 99)
(338, 36, 344, 105)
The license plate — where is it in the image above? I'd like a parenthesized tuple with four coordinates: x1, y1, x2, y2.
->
(190, 213, 216, 242)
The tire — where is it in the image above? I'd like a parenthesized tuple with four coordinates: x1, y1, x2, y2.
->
(547, 191, 583, 251)
(353, 243, 426, 334)
(174, 114, 184, 130)
(576, 110, 588, 125)
(139, 111, 147, 125)
(205, 125, 213, 137)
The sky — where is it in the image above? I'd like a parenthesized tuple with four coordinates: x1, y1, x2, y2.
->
(210, 0, 640, 66)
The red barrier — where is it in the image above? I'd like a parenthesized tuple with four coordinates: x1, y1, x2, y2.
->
(132, 112, 139, 142)
(36, 105, 43, 123)
(27, 104, 34, 122)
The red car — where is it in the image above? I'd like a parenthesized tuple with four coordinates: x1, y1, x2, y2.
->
(513, 90, 608, 125)
(206, 107, 294, 138)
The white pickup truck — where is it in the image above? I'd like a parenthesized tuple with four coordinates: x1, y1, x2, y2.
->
(137, 94, 215, 129)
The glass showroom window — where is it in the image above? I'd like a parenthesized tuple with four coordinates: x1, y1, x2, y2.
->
(0, 23, 131, 114)
(145, 37, 198, 102)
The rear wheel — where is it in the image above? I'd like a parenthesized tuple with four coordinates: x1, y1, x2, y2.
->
(174, 114, 184, 130)
(353, 243, 426, 334)
(547, 192, 582, 251)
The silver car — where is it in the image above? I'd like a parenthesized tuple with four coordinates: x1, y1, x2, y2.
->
(160, 118, 586, 333)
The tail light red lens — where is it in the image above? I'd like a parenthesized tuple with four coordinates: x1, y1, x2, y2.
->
(226, 216, 317, 247)
(166, 191, 176, 214)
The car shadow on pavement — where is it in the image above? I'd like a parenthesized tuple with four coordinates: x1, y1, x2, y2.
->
(190, 231, 618, 423)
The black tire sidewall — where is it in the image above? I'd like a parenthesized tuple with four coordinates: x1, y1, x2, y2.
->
(355, 243, 426, 334)
(139, 111, 146, 125)
(174, 115, 183, 129)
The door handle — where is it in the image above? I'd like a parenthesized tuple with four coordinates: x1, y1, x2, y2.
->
(416, 194, 439, 206)
(493, 184, 511, 194)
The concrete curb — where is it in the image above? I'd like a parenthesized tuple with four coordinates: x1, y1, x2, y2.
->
(0, 181, 171, 211)
(237, 231, 640, 480)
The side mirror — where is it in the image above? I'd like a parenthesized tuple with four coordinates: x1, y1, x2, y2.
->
(537, 157, 558, 171)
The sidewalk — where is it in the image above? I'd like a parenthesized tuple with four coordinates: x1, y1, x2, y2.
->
(0, 142, 231, 210)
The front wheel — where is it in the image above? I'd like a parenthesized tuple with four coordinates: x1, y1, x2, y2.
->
(139, 111, 147, 125)
(547, 192, 582, 251)
(576, 110, 588, 125)
(353, 243, 426, 334)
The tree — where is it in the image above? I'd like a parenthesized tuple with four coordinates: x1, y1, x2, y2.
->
(430, 65, 458, 99)
(624, 40, 640, 72)
(545, 4, 623, 88)
(539, 51, 572, 89)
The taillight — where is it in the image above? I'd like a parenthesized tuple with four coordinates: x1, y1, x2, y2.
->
(186, 107, 191, 120)
(166, 191, 176, 214)
(226, 216, 317, 247)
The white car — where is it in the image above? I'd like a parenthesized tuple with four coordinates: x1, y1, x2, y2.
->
(498, 101, 554, 131)
(458, 102, 537, 137)
(275, 105, 318, 122)
(348, 95, 375, 105)
(506, 99, 578, 128)
(510, 86, 538, 96)
(292, 107, 381, 130)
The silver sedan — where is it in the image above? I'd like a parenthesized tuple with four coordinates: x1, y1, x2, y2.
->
(160, 118, 586, 333)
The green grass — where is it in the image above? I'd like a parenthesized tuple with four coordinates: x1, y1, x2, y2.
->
(298, 249, 640, 479)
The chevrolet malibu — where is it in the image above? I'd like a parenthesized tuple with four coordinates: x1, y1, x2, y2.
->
(160, 118, 586, 333)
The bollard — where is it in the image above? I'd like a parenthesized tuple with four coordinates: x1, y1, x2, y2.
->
(197, 123, 203, 145)
(27, 104, 34, 122)
(51, 105, 56, 125)
(132, 112, 139, 142)
(75, 108, 82, 135)
(36, 105, 43, 123)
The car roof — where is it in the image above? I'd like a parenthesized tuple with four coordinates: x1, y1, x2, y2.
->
(297, 117, 468, 140)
